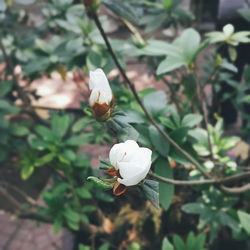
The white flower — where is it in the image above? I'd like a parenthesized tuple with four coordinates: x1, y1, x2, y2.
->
(89, 68, 113, 107)
(109, 140, 152, 186)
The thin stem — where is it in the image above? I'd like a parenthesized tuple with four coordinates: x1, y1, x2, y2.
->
(92, 12, 210, 179)
(149, 171, 250, 186)
(195, 74, 214, 160)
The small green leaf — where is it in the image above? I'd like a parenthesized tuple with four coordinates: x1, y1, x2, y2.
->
(72, 118, 89, 133)
(238, 210, 250, 234)
(87, 176, 114, 189)
(53, 217, 63, 233)
(162, 237, 174, 250)
(21, 165, 34, 180)
(182, 203, 204, 214)
(182, 114, 203, 127)
(149, 125, 169, 157)
(0, 80, 13, 97)
(141, 180, 159, 208)
(173, 235, 185, 250)
(75, 187, 92, 199)
(51, 114, 70, 139)
(157, 56, 185, 75)
(66, 133, 91, 146)
(143, 91, 167, 115)
(35, 153, 55, 167)
(155, 158, 174, 210)
(11, 125, 29, 136)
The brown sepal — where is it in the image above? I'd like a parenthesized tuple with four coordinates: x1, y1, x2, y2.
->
(105, 167, 122, 178)
(113, 181, 127, 196)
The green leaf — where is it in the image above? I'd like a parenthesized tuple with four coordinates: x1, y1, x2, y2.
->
(65, 133, 91, 146)
(186, 232, 196, 250)
(103, 0, 139, 25)
(0, 80, 13, 97)
(218, 212, 240, 232)
(141, 180, 159, 208)
(75, 187, 92, 199)
(10, 125, 29, 136)
(162, 237, 174, 250)
(118, 110, 145, 124)
(0, 100, 20, 114)
(53, 217, 63, 233)
(173, 235, 185, 250)
(238, 210, 250, 234)
(98, 243, 110, 250)
(64, 207, 80, 223)
(66, 219, 79, 231)
(139, 40, 180, 57)
(182, 114, 203, 127)
(87, 176, 114, 189)
(160, 117, 177, 130)
(143, 91, 167, 116)
(21, 165, 34, 180)
(35, 153, 55, 167)
(169, 127, 189, 145)
(155, 158, 174, 210)
(149, 125, 169, 157)
(173, 28, 201, 63)
(51, 114, 70, 139)
(237, 8, 250, 22)
(82, 205, 96, 213)
(72, 118, 89, 133)
(157, 56, 185, 75)
(78, 244, 91, 250)
(35, 125, 53, 141)
(195, 233, 207, 250)
(182, 203, 204, 214)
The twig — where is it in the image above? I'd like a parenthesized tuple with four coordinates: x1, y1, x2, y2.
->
(0, 180, 37, 206)
(220, 183, 250, 194)
(195, 74, 214, 160)
(91, 12, 211, 179)
(149, 171, 250, 186)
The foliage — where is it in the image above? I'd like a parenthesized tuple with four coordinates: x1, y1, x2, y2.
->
(1, 0, 250, 249)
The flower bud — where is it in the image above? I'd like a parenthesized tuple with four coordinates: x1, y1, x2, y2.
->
(83, 0, 100, 13)
(89, 68, 114, 121)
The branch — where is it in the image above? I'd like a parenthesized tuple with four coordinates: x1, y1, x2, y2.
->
(149, 171, 250, 186)
(194, 74, 214, 159)
(91, 12, 211, 179)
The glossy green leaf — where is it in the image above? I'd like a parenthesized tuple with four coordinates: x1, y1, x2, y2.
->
(182, 114, 203, 127)
(238, 210, 250, 234)
(155, 158, 174, 210)
(149, 125, 169, 157)
(157, 56, 185, 75)
(162, 237, 174, 250)
(51, 114, 70, 139)
(141, 179, 159, 208)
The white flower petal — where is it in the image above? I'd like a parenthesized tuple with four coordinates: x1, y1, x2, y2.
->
(118, 168, 148, 186)
(89, 68, 112, 103)
(89, 89, 100, 106)
(109, 143, 121, 168)
(108, 140, 152, 186)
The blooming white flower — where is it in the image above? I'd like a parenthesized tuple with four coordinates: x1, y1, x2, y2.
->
(88, 68, 113, 120)
(109, 140, 152, 186)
